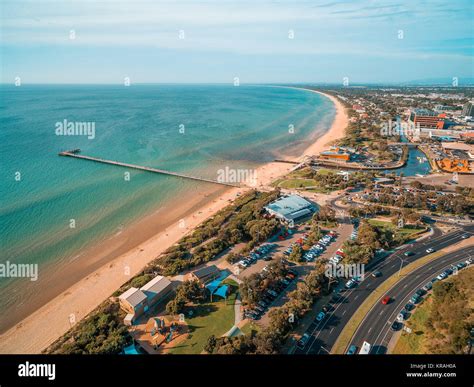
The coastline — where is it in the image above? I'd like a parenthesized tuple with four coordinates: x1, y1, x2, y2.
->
(0, 89, 349, 354)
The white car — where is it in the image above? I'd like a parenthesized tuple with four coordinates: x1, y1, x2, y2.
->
(345, 279, 356, 289)
(436, 273, 447, 281)
(426, 248, 435, 253)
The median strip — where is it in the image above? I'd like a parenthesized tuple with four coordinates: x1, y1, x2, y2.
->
(331, 251, 446, 354)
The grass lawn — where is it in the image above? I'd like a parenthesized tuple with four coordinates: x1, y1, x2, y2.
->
(168, 288, 237, 354)
(392, 296, 432, 354)
(275, 178, 318, 189)
(368, 219, 427, 240)
(240, 321, 261, 336)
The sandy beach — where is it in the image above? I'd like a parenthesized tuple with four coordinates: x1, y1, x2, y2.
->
(0, 89, 348, 354)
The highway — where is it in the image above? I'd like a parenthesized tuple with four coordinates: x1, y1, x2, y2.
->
(292, 225, 474, 355)
(348, 245, 474, 354)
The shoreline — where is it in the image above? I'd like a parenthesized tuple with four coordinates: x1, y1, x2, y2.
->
(0, 88, 349, 354)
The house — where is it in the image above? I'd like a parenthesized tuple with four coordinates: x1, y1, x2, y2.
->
(119, 287, 147, 321)
(190, 265, 221, 284)
(118, 275, 174, 325)
(140, 275, 174, 307)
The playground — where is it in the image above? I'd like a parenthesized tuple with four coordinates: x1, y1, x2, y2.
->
(129, 315, 189, 354)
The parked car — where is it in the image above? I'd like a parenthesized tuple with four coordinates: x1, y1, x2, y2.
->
(422, 282, 432, 292)
(436, 272, 447, 281)
(391, 321, 401, 331)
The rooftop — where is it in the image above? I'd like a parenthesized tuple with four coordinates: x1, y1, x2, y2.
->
(265, 195, 315, 218)
(192, 265, 220, 280)
(140, 275, 172, 298)
(119, 287, 147, 308)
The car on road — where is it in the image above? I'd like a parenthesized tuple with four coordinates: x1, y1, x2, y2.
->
(316, 311, 326, 322)
(347, 345, 358, 355)
(371, 271, 382, 278)
(461, 234, 469, 239)
(404, 251, 415, 257)
(345, 279, 357, 289)
(425, 248, 435, 253)
(322, 304, 332, 313)
(381, 296, 391, 305)
(297, 333, 310, 349)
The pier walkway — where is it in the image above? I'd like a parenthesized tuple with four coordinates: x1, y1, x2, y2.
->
(59, 150, 240, 187)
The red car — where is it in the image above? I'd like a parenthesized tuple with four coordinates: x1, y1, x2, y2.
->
(381, 296, 391, 305)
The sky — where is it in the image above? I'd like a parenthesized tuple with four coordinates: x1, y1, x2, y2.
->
(1, 0, 473, 84)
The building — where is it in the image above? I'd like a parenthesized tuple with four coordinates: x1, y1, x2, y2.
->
(409, 109, 445, 129)
(264, 194, 317, 224)
(320, 147, 352, 161)
(190, 265, 221, 284)
(118, 275, 173, 325)
(462, 102, 474, 117)
(460, 132, 474, 141)
(140, 275, 174, 307)
(320, 151, 350, 161)
(119, 287, 148, 317)
(438, 158, 470, 173)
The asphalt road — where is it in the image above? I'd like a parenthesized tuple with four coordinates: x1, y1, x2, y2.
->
(292, 225, 474, 355)
(348, 245, 474, 354)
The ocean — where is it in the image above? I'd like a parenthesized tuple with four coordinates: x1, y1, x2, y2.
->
(0, 84, 335, 331)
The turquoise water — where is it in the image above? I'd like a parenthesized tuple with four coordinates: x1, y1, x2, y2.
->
(387, 135, 432, 176)
(0, 84, 335, 327)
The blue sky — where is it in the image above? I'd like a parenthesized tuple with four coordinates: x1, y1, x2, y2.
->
(1, 0, 473, 84)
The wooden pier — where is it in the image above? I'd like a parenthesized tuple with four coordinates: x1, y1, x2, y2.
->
(59, 150, 240, 187)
